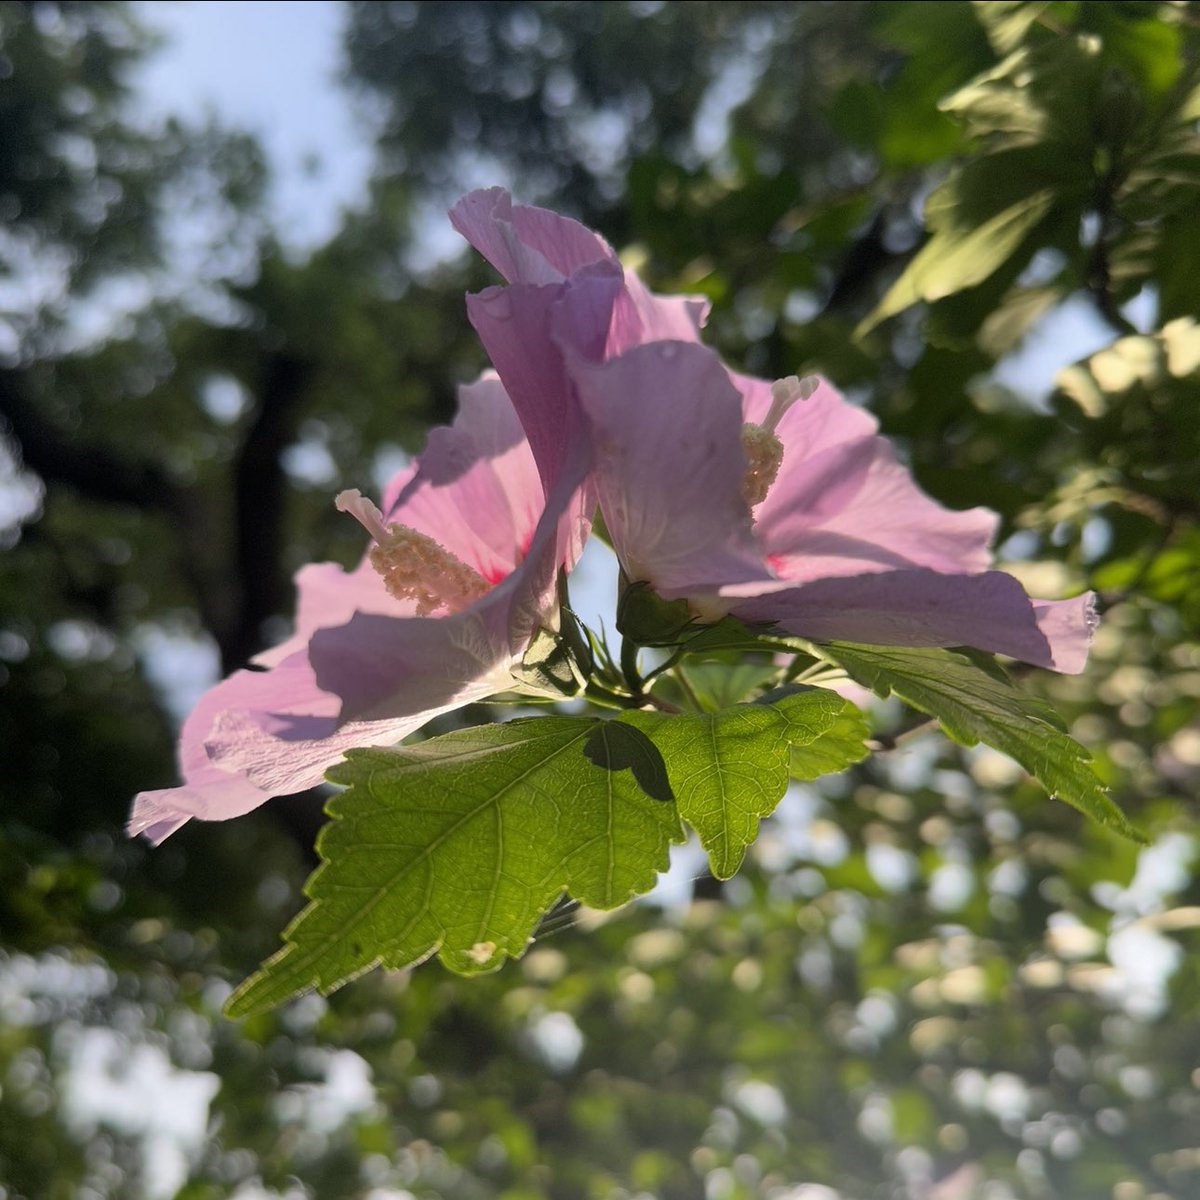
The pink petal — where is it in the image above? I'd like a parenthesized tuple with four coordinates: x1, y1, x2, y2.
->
(206, 644, 513, 795)
(727, 570, 1097, 673)
(1029, 594, 1099, 674)
(744, 377, 997, 581)
(456, 189, 711, 495)
(128, 656, 334, 842)
(302, 607, 515, 727)
(381, 375, 545, 582)
(465, 266, 621, 494)
(759, 437, 998, 582)
(450, 187, 614, 285)
(253, 560, 393, 668)
(308, 434, 594, 722)
(451, 188, 709, 350)
(606, 273, 710, 356)
(567, 341, 767, 593)
(136, 552, 549, 841)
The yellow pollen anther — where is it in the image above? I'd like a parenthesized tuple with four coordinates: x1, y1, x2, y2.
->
(740, 424, 784, 507)
(739, 374, 819, 507)
(336, 488, 490, 615)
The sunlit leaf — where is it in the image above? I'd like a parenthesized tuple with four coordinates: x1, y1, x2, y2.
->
(801, 642, 1146, 842)
(226, 717, 684, 1016)
(628, 689, 869, 878)
(861, 181, 1056, 330)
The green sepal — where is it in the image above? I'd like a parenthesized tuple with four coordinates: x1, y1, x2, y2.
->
(509, 609, 592, 699)
(616, 578, 695, 646)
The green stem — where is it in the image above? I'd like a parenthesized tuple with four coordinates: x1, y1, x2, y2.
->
(641, 644, 685, 684)
(672, 666, 705, 713)
(585, 681, 640, 710)
(787, 661, 848, 687)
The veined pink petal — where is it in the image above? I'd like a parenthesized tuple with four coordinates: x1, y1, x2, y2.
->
(1029, 594, 1099, 674)
(380, 375, 544, 583)
(451, 189, 710, 350)
(253, 560, 394, 668)
(465, 267, 621, 497)
(456, 187, 710, 497)
(303, 606, 516, 728)
(759, 440, 998, 581)
(131, 366, 584, 842)
(568, 340, 767, 593)
(130, 639, 508, 843)
(128, 656, 328, 843)
(207, 643, 515, 795)
(309, 432, 593, 722)
(606, 273, 710, 356)
(749, 378, 998, 580)
(450, 187, 614, 285)
(725, 570, 1096, 673)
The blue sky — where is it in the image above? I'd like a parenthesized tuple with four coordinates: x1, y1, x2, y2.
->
(133, 0, 374, 251)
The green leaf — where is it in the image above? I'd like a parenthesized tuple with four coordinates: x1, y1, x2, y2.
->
(226, 716, 683, 1017)
(228, 688, 872, 1016)
(628, 690, 870, 879)
(656, 659, 781, 712)
(862, 183, 1056, 332)
(973, 2, 1055, 56)
(787, 699, 873, 783)
(1097, 5, 1184, 100)
(1053, 320, 1200, 512)
(616, 579, 695, 645)
(801, 642, 1146, 843)
(977, 283, 1064, 358)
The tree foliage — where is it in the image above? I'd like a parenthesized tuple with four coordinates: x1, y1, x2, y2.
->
(2, 2, 1200, 1197)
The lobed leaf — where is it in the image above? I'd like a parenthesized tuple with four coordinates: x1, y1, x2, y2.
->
(226, 716, 684, 1017)
(628, 689, 868, 879)
(227, 690, 871, 1016)
(802, 642, 1146, 843)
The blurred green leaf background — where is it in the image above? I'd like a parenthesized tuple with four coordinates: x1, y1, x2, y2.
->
(1, 2, 1199, 1197)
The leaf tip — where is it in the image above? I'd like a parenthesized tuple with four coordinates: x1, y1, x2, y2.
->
(222, 943, 337, 1020)
(222, 971, 282, 1021)
(1104, 811, 1151, 846)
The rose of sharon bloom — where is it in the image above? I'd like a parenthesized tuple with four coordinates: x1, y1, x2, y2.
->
(295, 188, 714, 723)
(453, 191, 1095, 672)
(565, 339, 1096, 673)
(128, 375, 587, 844)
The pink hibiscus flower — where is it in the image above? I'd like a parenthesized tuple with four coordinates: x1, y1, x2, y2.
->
(453, 191, 1093, 673)
(129, 375, 587, 844)
(563, 338, 1095, 673)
